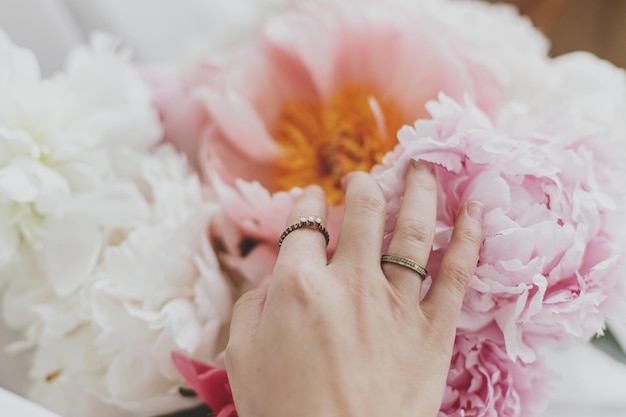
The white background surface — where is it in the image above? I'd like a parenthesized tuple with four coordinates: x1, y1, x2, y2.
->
(1, 1, 626, 416)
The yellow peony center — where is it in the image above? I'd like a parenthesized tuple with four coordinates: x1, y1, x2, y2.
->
(270, 83, 406, 206)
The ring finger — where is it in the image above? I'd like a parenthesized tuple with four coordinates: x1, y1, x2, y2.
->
(383, 159, 437, 299)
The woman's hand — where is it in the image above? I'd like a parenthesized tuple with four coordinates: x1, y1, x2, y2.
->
(225, 161, 483, 417)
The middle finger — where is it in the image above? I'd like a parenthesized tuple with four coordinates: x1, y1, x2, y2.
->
(332, 172, 387, 269)
(383, 159, 437, 298)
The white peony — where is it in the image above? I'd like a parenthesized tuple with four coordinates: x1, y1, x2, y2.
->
(0, 30, 160, 271)
(0, 31, 233, 417)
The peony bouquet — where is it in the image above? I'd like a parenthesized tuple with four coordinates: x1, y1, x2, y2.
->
(2, 0, 626, 416)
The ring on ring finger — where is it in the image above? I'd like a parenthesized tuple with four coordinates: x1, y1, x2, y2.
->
(381, 254, 428, 280)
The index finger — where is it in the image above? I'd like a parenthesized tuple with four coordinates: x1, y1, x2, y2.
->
(274, 185, 329, 274)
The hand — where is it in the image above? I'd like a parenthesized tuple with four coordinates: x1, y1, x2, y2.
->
(224, 161, 483, 417)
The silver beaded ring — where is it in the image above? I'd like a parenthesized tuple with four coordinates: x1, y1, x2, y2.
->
(278, 216, 330, 248)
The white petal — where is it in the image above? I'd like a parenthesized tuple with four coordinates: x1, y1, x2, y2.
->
(0, 29, 41, 82)
(43, 216, 101, 296)
(0, 216, 19, 268)
(69, 182, 149, 228)
(0, 159, 70, 214)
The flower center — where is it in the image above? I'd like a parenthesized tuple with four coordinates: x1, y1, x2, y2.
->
(270, 83, 406, 206)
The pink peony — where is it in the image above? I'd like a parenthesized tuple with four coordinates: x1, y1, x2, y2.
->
(171, 333, 552, 417)
(440, 332, 553, 417)
(153, 0, 546, 287)
(377, 94, 626, 362)
(152, 2, 626, 414)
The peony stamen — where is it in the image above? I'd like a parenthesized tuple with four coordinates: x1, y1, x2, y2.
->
(270, 83, 406, 206)
(45, 369, 62, 383)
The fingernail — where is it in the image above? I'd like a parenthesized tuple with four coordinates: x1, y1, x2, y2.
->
(412, 159, 432, 172)
(341, 173, 353, 190)
(467, 201, 484, 221)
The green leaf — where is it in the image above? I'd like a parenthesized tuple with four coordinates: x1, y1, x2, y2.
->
(590, 325, 626, 365)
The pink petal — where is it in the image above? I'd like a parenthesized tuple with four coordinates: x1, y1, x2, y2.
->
(171, 352, 233, 411)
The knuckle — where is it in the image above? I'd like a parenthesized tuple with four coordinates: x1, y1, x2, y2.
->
(277, 262, 318, 305)
(395, 218, 433, 244)
(438, 261, 472, 299)
(455, 227, 483, 250)
(415, 176, 437, 193)
(350, 192, 386, 218)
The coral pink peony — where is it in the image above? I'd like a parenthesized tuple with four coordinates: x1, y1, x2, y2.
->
(377, 94, 626, 362)
(154, 0, 546, 286)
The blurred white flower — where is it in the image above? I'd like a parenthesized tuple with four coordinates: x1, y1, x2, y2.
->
(23, 147, 233, 417)
(0, 31, 233, 417)
(0, 30, 160, 270)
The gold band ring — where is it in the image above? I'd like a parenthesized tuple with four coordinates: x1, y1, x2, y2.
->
(381, 254, 428, 280)
(278, 216, 330, 248)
